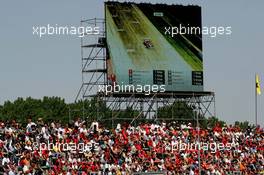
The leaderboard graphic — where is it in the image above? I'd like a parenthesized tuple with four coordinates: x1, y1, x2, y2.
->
(106, 2, 203, 92)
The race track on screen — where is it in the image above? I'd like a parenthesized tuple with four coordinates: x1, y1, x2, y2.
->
(106, 3, 203, 91)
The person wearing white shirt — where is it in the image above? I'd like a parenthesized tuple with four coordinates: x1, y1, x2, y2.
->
(2, 155, 10, 166)
(26, 118, 36, 133)
(41, 124, 50, 140)
(189, 167, 195, 175)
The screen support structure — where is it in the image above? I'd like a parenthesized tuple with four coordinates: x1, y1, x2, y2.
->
(98, 92, 215, 125)
(75, 18, 216, 125)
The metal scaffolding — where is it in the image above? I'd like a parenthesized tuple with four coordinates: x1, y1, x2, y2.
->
(98, 91, 215, 123)
(75, 18, 107, 102)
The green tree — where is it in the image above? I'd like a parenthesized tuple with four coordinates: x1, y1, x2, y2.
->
(234, 121, 250, 130)
(158, 101, 195, 121)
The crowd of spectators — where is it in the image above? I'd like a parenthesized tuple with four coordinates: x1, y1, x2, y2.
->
(0, 118, 263, 175)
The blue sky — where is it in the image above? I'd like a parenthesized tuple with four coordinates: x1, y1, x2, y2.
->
(0, 0, 263, 126)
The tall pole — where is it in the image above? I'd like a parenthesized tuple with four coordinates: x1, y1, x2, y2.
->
(193, 92, 201, 175)
(196, 110, 201, 175)
(255, 74, 258, 126)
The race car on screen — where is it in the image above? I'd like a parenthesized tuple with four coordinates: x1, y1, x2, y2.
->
(143, 39, 154, 48)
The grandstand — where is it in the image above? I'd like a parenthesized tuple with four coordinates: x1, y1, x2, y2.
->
(0, 118, 263, 174)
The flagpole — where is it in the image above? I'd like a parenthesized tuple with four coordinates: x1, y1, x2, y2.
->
(255, 74, 258, 126)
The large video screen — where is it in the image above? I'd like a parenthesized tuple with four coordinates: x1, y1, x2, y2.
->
(105, 2, 203, 93)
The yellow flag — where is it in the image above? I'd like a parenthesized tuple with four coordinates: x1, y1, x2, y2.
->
(256, 74, 261, 95)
